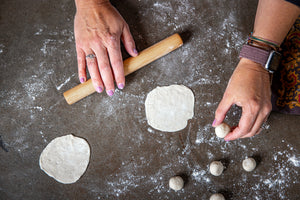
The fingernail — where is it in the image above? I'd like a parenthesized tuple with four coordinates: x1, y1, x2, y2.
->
(80, 77, 85, 83)
(118, 83, 124, 90)
(96, 86, 103, 93)
(212, 119, 216, 126)
(107, 90, 114, 96)
(133, 48, 138, 55)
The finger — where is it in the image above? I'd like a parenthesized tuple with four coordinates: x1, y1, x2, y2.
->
(85, 51, 104, 93)
(255, 128, 263, 136)
(106, 38, 125, 90)
(241, 108, 270, 138)
(240, 114, 264, 138)
(121, 23, 138, 57)
(213, 95, 233, 127)
(93, 46, 115, 96)
(242, 127, 262, 138)
(76, 47, 87, 83)
(224, 104, 258, 141)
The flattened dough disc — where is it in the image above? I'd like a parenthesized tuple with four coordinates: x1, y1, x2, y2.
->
(145, 85, 194, 132)
(39, 134, 90, 184)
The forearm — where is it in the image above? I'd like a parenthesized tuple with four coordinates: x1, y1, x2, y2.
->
(253, 0, 300, 45)
(75, 0, 110, 10)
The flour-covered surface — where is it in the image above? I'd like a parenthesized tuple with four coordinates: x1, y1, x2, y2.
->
(0, 0, 299, 199)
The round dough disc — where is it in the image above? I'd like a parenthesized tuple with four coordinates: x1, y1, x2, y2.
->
(145, 85, 194, 132)
(39, 134, 90, 184)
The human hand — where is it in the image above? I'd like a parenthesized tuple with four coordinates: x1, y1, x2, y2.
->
(74, 0, 138, 96)
(212, 58, 272, 141)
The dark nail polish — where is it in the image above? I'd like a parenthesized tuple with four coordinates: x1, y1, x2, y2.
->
(133, 49, 138, 55)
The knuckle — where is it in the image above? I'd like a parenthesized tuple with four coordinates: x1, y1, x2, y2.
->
(76, 40, 89, 49)
(78, 68, 85, 74)
(239, 129, 248, 137)
(124, 23, 129, 29)
(249, 99, 260, 112)
(265, 103, 272, 113)
(263, 108, 271, 117)
(215, 107, 224, 118)
(236, 126, 249, 136)
(222, 92, 230, 100)
(245, 132, 255, 138)
(91, 37, 102, 46)
(91, 73, 101, 85)
(105, 32, 119, 48)
(215, 108, 222, 116)
(76, 42, 84, 49)
(86, 59, 96, 65)
(123, 23, 130, 33)
(91, 77, 101, 85)
(99, 64, 111, 72)
(77, 56, 85, 64)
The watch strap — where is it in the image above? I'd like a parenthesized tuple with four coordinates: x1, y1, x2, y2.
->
(239, 44, 270, 67)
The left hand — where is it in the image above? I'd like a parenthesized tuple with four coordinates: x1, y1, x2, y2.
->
(74, 0, 138, 95)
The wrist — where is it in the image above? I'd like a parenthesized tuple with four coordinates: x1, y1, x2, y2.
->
(240, 57, 265, 70)
(239, 58, 272, 82)
(239, 44, 281, 74)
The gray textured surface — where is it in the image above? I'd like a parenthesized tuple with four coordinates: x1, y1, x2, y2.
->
(0, 0, 299, 199)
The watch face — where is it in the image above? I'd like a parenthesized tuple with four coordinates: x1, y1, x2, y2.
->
(265, 51, 282, 73)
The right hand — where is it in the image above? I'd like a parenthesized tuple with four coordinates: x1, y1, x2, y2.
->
(74, 0, 138, 96)
(213, 58, 272, 141)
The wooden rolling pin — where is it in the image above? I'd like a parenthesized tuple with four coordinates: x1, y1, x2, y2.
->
(63, 33, 183, 105)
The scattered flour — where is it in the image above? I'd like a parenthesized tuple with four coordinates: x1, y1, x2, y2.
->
(288, 155, 300, 167)
(0, 44, 4, 54)
(56, 75, 73, 91)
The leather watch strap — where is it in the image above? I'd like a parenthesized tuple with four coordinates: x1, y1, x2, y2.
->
(239, 44, 270, 67)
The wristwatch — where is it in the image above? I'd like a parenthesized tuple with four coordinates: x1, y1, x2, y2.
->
(239, 44, 282, 73)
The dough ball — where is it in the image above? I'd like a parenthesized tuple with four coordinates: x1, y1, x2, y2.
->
(242, 157, 256, 172)
(169, 176, 184, 191)
(145, 85, 194, 132)
(215, 123, 231, 138)
(210, 193, 225, 200)
(39, 134, 90, 184)
(209, 161, 224, 176)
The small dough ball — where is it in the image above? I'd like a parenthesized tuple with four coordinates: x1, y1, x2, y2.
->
(210, 193, 225, 200)
(169, 176, 184, 191)
(209, 161, 224, 176)
(215, 123, 231, 138)
(242, 157, 256, 172)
